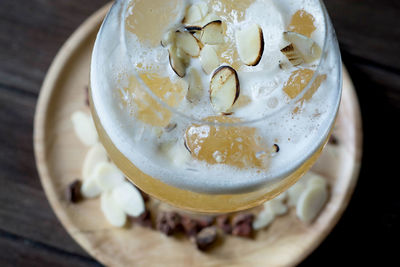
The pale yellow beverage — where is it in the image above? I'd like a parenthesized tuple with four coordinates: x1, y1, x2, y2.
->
(90, 0, 342, 212)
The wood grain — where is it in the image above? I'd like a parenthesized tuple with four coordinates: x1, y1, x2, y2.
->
(0, 0, 399, 266)
(0, 230, 100, 267)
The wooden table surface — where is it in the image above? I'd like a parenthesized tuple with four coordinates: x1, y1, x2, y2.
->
(0, 0, 398, 266)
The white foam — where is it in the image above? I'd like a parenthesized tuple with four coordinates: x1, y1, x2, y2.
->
(90, 0, 341, 194)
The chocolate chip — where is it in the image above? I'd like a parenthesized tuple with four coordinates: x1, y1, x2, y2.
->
(216, 215, 232, 234)
(329, 134, 339, 145)
(195, 226, 218, 251)
(181, 216, 199, 237)
(232, 222, 253, 238)
(66, 179, 82, 203)
(197, 216, 215, 228)
(231, 213, 254, 238)
(133, 210, 153, 229)
(156, 212, 181, 236)
(232, 213, 254, 226)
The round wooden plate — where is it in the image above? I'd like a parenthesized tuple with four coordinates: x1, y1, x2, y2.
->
(34, 3, 362, 267)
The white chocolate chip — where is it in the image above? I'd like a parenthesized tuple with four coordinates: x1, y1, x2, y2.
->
(253, 205, 275, 230)
(287, 180, 306, 207)
(101, 191, 127, 227)
(111, 180, 145, 217)
(296, 183, 328, 223)
(304, 172, 328, 188)
(93, 162, 125, 191)
(82, 143, 108, 181)
(265, 198, 288, 216)
(81, 173, 103, 198)
(71, 111, 98, 146)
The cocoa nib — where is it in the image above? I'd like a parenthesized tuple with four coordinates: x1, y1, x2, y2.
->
(216, 215, 232, 234)
(231, 213, 254, 238)
(156, 212, 182, 236)
(195, 226, 218, 251)
(181, 216, 199, 237)
(197, 216, 215, 228)
(66, 179, 82, 203)
(133, 210, 153, 229)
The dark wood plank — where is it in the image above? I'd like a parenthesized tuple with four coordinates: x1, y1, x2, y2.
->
(0, 0, 108, 94)
(0, 86, 89, 257)
(0, 0, 399, 95)
(301, 52, 400, 266)
(325, 0, 400, 71)
(0, 230, 100, 267)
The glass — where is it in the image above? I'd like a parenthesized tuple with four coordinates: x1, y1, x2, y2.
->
(90, 0, 342, 213)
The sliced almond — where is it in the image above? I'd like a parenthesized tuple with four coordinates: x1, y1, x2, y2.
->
(169, 46, 186, 77)
(201, 21, 224, 45)
(101, 191, 127, 227)
(287, 180, 306, 207)
(210, 66, 240, 113)
(81, 174, 103, 198)
(176, 31, 200, 57)
(183, 4, 203, 25)
(184, 25, 202, 33)
(278, 60, 291, 70)
(236, 24, 264, 66)
(93, 162, 125, 191)
(200, 45, 220, 74)
(304, 172, 327, 189)
(253, 205, 275, 230)
(265, 199, 288, 216)
(280, 44, 304, 66)
(197, 2, 209, 18)
(161, 30, 176, 47)
(111, 180, 145, 217)
(283, 31, 322, 63)
(71, 111, 98, 146)
(186, 68, 204, 103)
(296, 183, 328, 223)
(200, 13, 220, 27)
(177, 47, 191, 65)
(82, 143, 108, 181)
